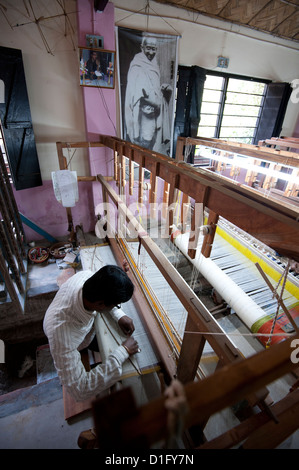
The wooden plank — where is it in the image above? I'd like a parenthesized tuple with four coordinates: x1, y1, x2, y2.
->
(199, 388, 299, 449)
(261, 138, 299, 151)
(77, 176, 97, 181)
(59, 141, 104, 149)
(176, 314, 206, 383)
(93, 334, 299, 448)
(185, 136, 299, 167)
(241, 399, 299, 449)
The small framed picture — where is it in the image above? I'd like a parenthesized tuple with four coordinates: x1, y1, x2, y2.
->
(79, 47, 115, 89)
(86, 34, 104, 49)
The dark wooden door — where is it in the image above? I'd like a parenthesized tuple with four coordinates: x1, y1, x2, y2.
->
(0, 46, 42, 190)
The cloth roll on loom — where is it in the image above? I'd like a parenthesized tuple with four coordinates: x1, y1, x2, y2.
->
(172, 230, 298, 346)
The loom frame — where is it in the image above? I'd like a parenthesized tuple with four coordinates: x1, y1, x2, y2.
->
(55, 136, 299, 448)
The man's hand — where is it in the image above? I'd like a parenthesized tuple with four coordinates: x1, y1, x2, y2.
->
(122, 336, 139, 355)
(118, 315, 135, 336)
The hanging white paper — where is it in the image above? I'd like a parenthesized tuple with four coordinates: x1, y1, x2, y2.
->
(52, 170, 78, 207)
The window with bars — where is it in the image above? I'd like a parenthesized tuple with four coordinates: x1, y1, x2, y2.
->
(197, 74, 267, 144)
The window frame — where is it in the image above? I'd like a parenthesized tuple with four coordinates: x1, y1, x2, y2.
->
(198, 70, 271, 144)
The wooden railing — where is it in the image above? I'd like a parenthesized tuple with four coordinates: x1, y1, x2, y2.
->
(0, 148, 27, 314)
(97, 134, 299, 262)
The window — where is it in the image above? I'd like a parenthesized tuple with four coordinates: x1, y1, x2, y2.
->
(198, 73, 268, 144)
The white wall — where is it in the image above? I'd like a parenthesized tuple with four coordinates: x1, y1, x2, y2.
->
(113, 1, 299, 137)
(0, 0, 88, 180)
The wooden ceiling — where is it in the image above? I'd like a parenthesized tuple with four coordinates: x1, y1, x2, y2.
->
(154, 0, 299, 43)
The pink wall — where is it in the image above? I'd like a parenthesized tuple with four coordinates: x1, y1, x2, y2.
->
(13, 181, 96, 242)
(77, 0, 117, 211)
(14, 1, 117, 242)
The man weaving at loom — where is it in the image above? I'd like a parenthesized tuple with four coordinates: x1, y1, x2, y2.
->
(43, 264, 140, 402)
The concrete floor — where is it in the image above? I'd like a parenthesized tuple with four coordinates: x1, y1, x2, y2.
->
(0, 377, 94, 449)
(0, 372, 163, 450)
(1, 370, 298, 450)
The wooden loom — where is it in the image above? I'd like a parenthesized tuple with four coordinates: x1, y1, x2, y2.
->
(56, 136, 299, 448)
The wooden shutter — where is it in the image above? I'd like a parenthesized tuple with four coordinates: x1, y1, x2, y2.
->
(253, 82, 292, 144)
(173, 65, 206, 161)
(0, 46, 42, 190)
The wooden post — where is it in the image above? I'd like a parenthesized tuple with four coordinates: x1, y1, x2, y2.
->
(56, 142, 74, 236)
(162, 181, 170, 220)
(176, 314, 206, 383)
(129, 149, 134, 196)
(201, 210, 219, 258)
(120, 145, 126, 189)
(181, 193, 190, 233)
(149, 162, 158, 219)
(175, 136, 185, 162)
(168, 173, 180, 236)
(113, 143, 118, 182)
(187, 201, 204, 259)
(138, 166, 144, 205)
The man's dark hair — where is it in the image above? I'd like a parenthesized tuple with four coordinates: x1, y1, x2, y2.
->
(83, 265, 134, 306)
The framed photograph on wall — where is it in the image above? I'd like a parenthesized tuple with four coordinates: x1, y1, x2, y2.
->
(116, 27, 179, 157)
(79, 47, 115, 89)
(86, 34, 104, 49)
